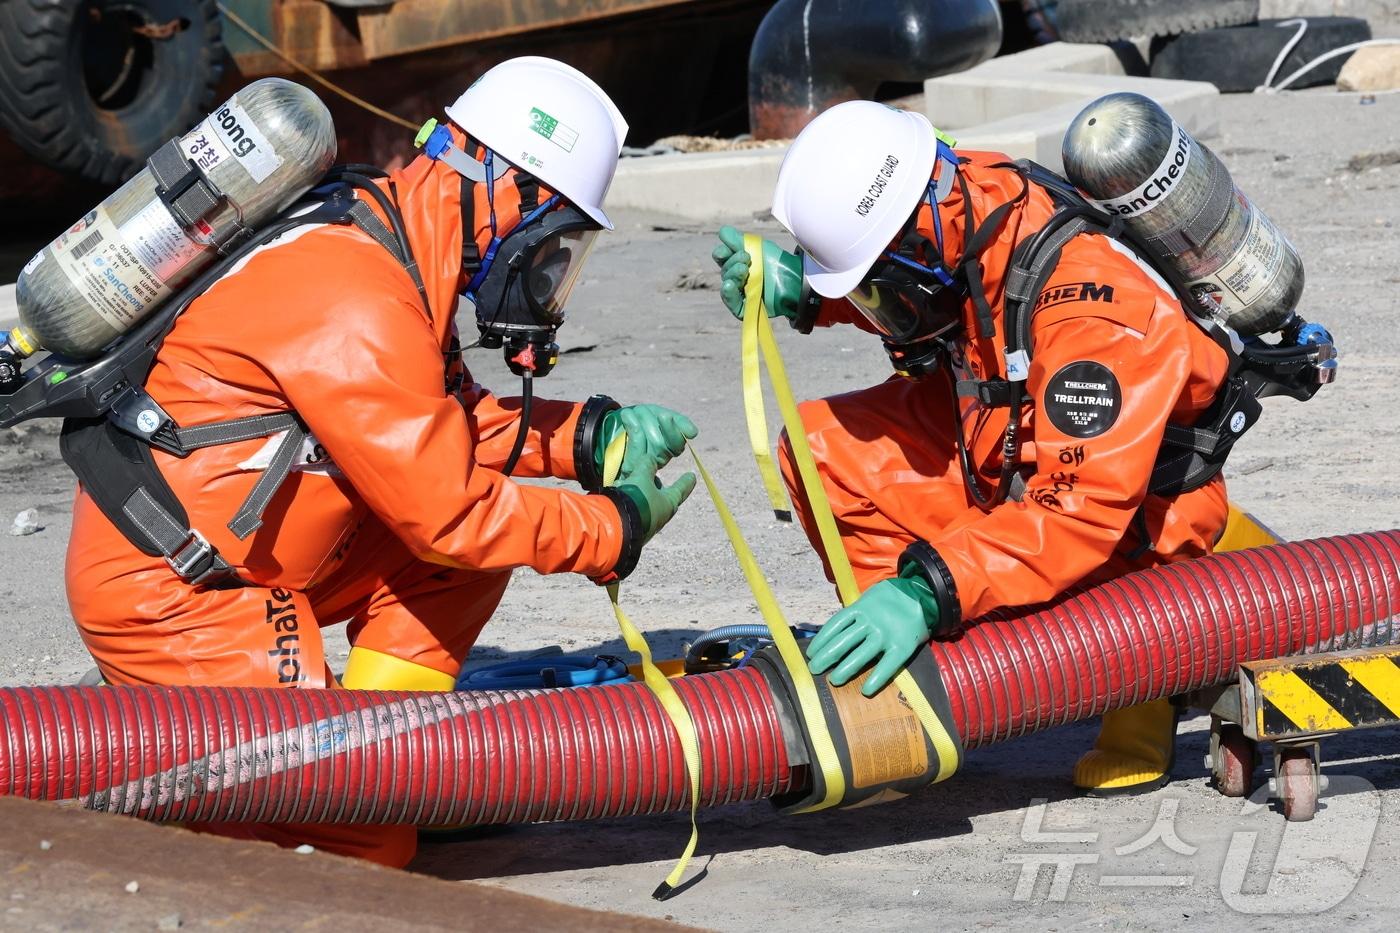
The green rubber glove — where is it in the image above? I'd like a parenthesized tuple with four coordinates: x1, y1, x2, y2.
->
(806, 565, 941, 697)
(711, 225, 805, 322)
(614, 463, 697, 544)
(595, 405, 698, 486)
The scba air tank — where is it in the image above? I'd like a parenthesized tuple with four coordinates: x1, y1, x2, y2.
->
(8, 78, 336, 360)
(1062, 92, 1303, 336)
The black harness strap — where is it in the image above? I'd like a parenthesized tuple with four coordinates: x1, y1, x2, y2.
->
(514, 172, 540, 215)
(460, 176, 482, 277)
(171, 412, 301, 451)
(226, 420, 311, 540)
(147, 138, 225, 231)
(955, 166, 1029, 340)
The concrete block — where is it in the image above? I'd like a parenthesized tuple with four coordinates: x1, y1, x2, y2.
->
(609, 148, 786, 222)
(927, 70, 1218, 131)
(930, 72, 1219, 173)
(606, 43, 1217, 222)
(974, 41, 1128, 76)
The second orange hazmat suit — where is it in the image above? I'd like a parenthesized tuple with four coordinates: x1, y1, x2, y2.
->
(777, 151, 1232, 612)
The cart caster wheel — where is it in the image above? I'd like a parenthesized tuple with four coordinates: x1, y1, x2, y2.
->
(1278, 748, 1318, 822)
(1211, 722, 1256, 798)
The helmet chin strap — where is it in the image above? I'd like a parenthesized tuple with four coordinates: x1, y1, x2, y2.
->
(416, 118, 513, 185)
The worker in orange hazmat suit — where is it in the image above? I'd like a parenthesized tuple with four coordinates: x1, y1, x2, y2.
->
(713, 100, 1236, 796)
(65, 57, 696, 866)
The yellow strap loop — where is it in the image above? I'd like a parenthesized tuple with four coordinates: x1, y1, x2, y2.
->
(602, 433, 702, 899)
(739, 235, 961, 787)
(742, 268, 794, 520)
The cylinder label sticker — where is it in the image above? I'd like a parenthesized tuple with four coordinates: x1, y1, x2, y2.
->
(1187, 198, 1289, 314)
(51, 207, 170, 331)
(208, 98, 282, 184)
(181, 119, 232, 174)
(119, 199, 205, 285)
(1095, 120, 1193, 218)
(20, 251, 44, 276)
(829, 676, 930, 789)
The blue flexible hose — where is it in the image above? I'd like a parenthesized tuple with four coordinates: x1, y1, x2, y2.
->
(457, 655, 632, 691)
(685, 624, 814, 668)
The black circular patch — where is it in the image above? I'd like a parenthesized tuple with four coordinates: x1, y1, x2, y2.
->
(1043, 361, 1122, 438)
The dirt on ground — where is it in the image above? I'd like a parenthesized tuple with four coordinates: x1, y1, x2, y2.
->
(0, 797, 694, 931)
(1, 89, 1398, 930)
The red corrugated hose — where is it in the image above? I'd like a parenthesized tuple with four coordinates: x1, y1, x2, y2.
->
(0, 532, 1395, 822)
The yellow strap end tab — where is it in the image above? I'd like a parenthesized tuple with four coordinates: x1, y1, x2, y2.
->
(601, 428, 703, 899)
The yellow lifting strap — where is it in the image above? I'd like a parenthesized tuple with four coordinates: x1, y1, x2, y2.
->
(689, 449, 849, 813)
(738, 234, 960, 784)
(741, 263, 794, 521)
(601, 434, 702, 900)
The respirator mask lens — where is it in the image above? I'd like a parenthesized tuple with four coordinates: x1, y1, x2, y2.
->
(524, 226, 599, 325)
(846, 258, 963, 346)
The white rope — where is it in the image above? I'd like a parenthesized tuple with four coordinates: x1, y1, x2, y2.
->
(1260, 18, 1309, 91)
(1254, 18, 1400, 94)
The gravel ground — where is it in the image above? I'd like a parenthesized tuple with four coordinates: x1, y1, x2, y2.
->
(1, 88, 1399, 929)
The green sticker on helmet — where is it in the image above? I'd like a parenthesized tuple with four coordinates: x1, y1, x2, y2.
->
(529, 107, 578, 152)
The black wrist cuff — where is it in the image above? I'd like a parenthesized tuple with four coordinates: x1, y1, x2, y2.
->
(899, 540, 961, 635)
(593, 487, 644, 584)
(789, 270, 822, 335)
(574, 394, 620, 492)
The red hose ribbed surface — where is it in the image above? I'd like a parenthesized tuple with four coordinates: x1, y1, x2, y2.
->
(0, 668, 796, 823)
(935, 531, 1400, 747)
(0, 531, 1395, 822)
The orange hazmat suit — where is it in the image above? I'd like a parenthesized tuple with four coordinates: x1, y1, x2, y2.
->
(66, 140, 629, 865)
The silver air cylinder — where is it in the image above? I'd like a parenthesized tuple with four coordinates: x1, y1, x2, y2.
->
(10, 78, 336, 360)
(1062, 92, 1303, 336)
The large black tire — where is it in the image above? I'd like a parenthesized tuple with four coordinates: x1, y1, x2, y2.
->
(0, 0, 224, 188)
(1151, 17, 1374, 92)
(1057, 0, 1259, 43)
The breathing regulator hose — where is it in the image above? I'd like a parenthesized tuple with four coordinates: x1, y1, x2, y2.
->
(501, 369, 533, 476)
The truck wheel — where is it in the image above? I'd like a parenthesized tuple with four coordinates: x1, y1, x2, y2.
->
(0, 0, 224, 188)
(1056, 0, 1259, 43)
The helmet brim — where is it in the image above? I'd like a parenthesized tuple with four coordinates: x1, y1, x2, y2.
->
(802, 251, 874, 299)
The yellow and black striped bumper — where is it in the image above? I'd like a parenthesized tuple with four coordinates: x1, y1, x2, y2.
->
(1241, 647, 1400, 740)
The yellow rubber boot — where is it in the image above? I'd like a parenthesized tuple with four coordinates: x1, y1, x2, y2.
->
(340, 647, 456, 691)
(1073, 697, 1179, 796)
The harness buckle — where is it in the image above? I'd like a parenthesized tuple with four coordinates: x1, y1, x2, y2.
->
(165, 528, 218, 583)
(958, 378, 1020, 408)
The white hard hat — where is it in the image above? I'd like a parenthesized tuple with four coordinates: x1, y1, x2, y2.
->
(445, 56, 628, 230)
(772, 101, 937, 298)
